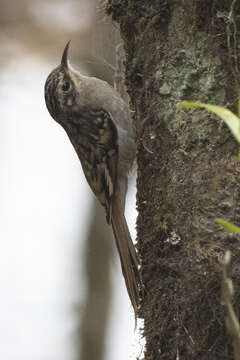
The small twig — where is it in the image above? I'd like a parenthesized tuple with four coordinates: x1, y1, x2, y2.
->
(183, 325, 195, 345)
(84, 56, 115, 72)
(220, 251, 240, 360)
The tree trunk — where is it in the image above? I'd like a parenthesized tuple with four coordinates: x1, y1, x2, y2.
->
(106, 1, 240, 359)
(79, 200, 113, 360)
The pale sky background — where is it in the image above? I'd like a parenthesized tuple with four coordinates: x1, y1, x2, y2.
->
(0, 54, 144, 359)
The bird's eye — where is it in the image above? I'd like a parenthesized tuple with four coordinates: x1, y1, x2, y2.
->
(62, 80, 70, 92)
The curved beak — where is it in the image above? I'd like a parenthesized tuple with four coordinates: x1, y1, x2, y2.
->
(61, 40, 71, 69)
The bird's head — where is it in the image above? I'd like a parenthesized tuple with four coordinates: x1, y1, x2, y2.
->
(44, 41, 80, 122)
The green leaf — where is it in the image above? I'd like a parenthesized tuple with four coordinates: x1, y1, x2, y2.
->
(181, 101, 240, 143)
(216, 218, 240, 234)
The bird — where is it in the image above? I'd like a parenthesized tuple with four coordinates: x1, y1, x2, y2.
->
(44, 41, 141, 315)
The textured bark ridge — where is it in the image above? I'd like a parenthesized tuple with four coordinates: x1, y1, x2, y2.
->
(106, 1, 240, 359)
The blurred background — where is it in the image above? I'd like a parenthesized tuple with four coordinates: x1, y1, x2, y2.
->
(0, 0, 144, 359)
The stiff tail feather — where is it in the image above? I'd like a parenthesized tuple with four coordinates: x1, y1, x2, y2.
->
(111, 196, 141, 314)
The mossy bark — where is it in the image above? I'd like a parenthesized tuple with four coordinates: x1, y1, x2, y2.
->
(106, 1, 240, 359)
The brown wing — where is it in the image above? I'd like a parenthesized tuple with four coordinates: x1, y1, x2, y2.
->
(66, 109, 118, 223)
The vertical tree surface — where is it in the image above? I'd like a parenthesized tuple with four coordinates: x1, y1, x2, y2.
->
(106, 1, 240, 359)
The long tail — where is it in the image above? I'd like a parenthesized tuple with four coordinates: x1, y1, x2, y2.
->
(111, 195, 141, 314)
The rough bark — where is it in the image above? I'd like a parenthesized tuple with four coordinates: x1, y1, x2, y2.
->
(106, 1, 240, 359)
